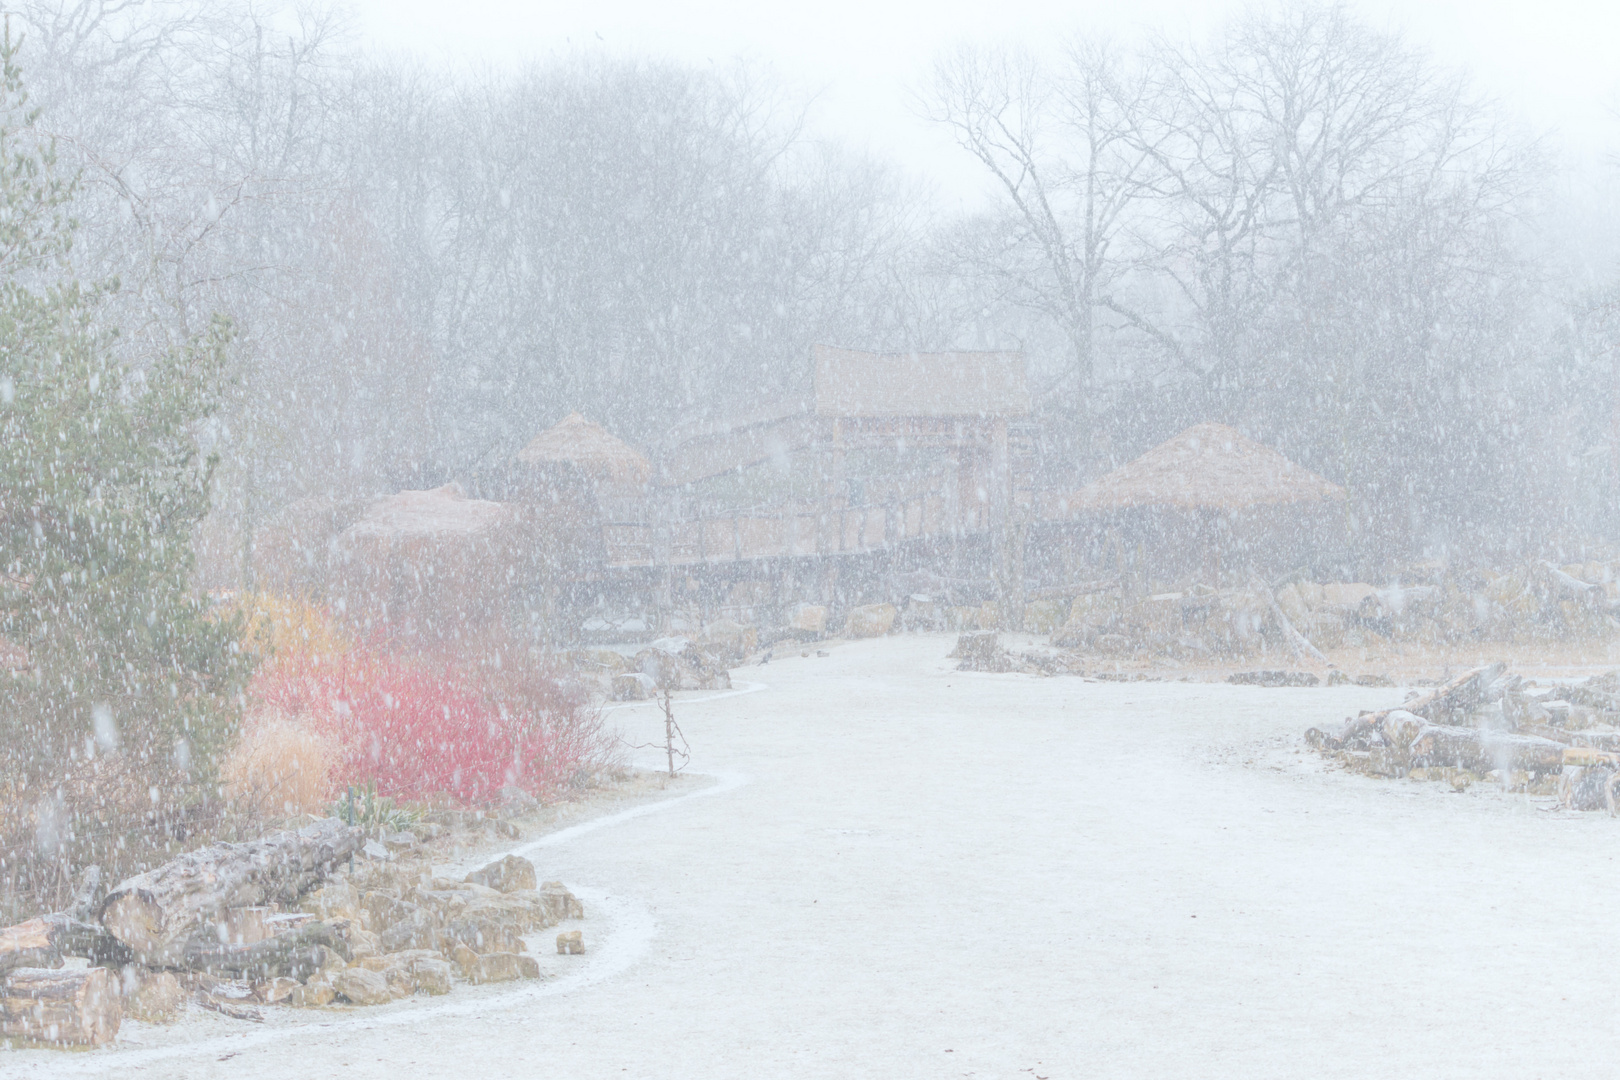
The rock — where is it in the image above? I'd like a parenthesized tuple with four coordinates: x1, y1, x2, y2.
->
(123, 969, 184, 1023)
(465, 854, 538, 894)
(449, 943, 479, 971)
(556, 930, 584, 955)
(951, 632, 1013, 673)
(289, 979, 336, 1007)
(382, 831, 419, 853)
(700, 619, 758, 661)
(1227, 671, 1320, 687)
(410, 957, 453, 995)
(845, 603, 897, 638)
(789, 603, 828, 636)
(257, 976, 300, 1004)
(1319, 582, 1378, 611)
(539, 881, 584, 920)
(461, 952, 540, 984)
(331, 966, 393, 1006)
(343, 927, 380, 962)
(1022, 599, 1067, 634)
(440, 914, 526, 956)
(299, 880, 360, 922)
(362, 839, 391, 861)
(611, 671, 658, 701)
(378, 908, 439, 953)
(379, 963, 416, 999)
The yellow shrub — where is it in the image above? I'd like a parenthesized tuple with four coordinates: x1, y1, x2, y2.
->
(232, 592, 348, 661)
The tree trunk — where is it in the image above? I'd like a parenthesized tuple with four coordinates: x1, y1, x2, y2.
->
(179, 920, 349, 980)
(0, 967, 121, 1046)
(1406, 663, 1507, 724)
(0, 915, 130, 977)
(1408, 725, 1565, 774)
(96, 818, 364, 966)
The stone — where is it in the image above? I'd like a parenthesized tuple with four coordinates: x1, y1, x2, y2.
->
(410, 957, 453, 995)
(539, 881, 585, 920)
(789, 603, 828, 636)
(556, 930, 584, 955)
(361, 838, 391, 861)
(289, 979, 336, 1007)
(380, 963, 416, 999)
(123, 968, 184, 1023)
(331, 966, 393, 1006)
(299, 880, 360, 922)
(449, 943, 479, 971)
(378, 907, 440, 953)
(700, 619, 758, 661)
(611, 672, 658, 701)
(257, 976, 301, 1004)
(440, 914, 525, 956)
(382, 830, 419, 853)
(461, 952, 541, 984)
(845, 603, 897, 638)
(465, 854, 538, 894)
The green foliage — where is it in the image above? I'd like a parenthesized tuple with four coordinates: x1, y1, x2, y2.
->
(0, 31, 249, 787)
(332, 781, 419, 833)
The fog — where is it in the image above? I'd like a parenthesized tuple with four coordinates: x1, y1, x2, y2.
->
(8, 0, 1620, 1062)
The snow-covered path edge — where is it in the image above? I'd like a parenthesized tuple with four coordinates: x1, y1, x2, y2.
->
(6, 769, 755, 1075)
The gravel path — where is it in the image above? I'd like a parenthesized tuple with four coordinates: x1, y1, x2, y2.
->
(3, 635, 1611, 1078)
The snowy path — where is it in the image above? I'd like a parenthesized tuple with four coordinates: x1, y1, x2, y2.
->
(6, 635, 1616, 1078)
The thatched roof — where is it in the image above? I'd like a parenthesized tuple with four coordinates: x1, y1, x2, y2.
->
(515, 413, 651, 488)
(1046, 423, 1345, 516)
(342, 483, 510, 542)
(813, 345, 1029, 418)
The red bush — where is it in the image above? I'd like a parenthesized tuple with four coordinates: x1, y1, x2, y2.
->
(251, 644, 610, 806)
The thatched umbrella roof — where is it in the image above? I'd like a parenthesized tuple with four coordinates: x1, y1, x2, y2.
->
(341, 483, 509, 542)
(1046, 422, 1345, 518)
(515, 412, 651, 489)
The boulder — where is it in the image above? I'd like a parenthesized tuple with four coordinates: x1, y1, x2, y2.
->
(789, 603, 828, 636)
(299, 880, 360, 922)
(440, 915, 526, 956)
(465, 855, 538, 894)
(539, 881, 585, 920)
(123, 969, 184, 1024)
(378, 908, 439, 953)
(257, 976, 300, 1004)
(845, 603, 897, 638)
(556, 930, 584, 955)
(459, 951, 540, 984)
(331, 967, 393, 1006)
(410, 956, 453, 995)
(701, 619, 758, 660)
(611, 671, 658, 701)
(289, 978, 336, 1007)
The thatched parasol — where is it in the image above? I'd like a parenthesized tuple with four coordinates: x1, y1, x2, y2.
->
(515, 413, 651, 491)
(1046, 422, 1344, 517)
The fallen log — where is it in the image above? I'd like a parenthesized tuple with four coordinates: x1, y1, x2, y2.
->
(0, 914, 131, 977)
(1253, 577, 1327, 664)
(1408, 725, 1565, 774)
(97, 817, 364, 966)
(0, 967, 121, 1046)
(1405, 663, 1506, 725)
(178, 920, 349, 980)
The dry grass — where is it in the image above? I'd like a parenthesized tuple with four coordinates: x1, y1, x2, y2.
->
(220, 711, 338, 817)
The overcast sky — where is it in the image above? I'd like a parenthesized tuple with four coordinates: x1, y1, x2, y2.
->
(345, 0, 1620, 213)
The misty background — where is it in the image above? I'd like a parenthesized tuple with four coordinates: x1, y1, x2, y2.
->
(12, 0, 1620, 576)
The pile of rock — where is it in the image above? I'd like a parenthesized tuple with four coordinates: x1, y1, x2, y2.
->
(0, 822, 585, 1047)
(609, 636, 733, 700)
(1304, 663, 1620, 805)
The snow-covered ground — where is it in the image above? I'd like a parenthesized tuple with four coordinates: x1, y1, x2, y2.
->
(6, 634, 1616, 1078)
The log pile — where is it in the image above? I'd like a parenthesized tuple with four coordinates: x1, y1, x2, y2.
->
(1304, 663, 1620, 804)
(0, 816, 585, 1048)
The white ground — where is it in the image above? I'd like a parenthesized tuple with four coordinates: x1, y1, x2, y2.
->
(4, 634, 1614, 1078)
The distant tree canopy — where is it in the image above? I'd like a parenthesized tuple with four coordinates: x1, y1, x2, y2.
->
(0, 35, 247, 785)
(3, 0, 1614, 570)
